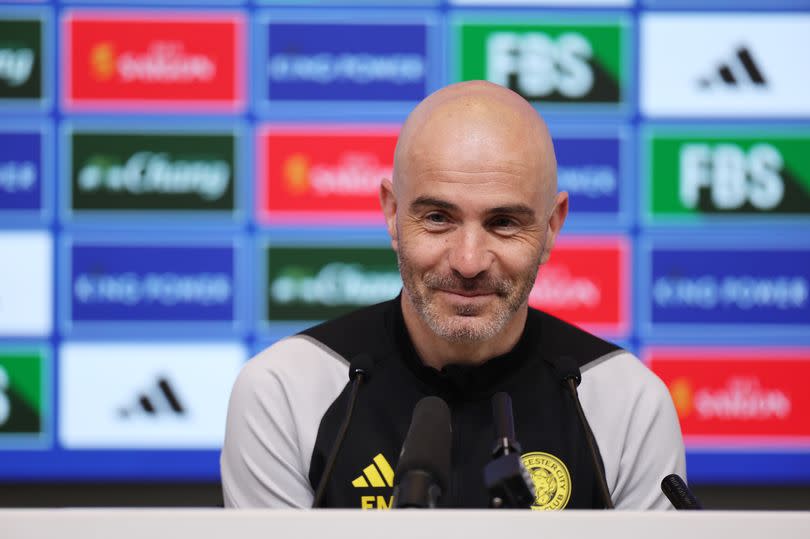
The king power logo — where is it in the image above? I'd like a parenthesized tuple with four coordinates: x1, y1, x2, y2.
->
(455, 19, 627, 105)
(646, 349, 810, 446)
(65, 12, 244, 110)
(258, 126, 398, 223)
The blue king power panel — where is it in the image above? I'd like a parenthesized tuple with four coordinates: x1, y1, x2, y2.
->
(1, 1, 809, 486)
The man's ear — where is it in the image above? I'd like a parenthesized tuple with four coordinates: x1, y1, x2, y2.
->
(539, 191, 569, 265)
(379, 178, 398, 251)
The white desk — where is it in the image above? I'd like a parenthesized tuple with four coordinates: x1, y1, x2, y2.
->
(2, 509, 809, 539)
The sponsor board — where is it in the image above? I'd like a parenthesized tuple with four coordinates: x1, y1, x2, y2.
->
(453, 15, 630, 110)
(0, 348, 49, 445)
(63, 11, 245, 111)
(257, 125, 398, 223)
(646, 347, 810, 447)
(261, 18, 430, 104)
(0, 16, 43, 104)
(67, 127, 238, 215)
(554, 133, 623, 219)
(0, 129, 42, 212)
(641, 14, 810, 117)
(530, 236, 629, 337)
(645, 244, 810, 333)
(68, 242, 237, 325)
(645, 127, 810, 221)
(0, 231, 52, 337)
(59, 341, 245, 448)
(264, 245, 400, 322)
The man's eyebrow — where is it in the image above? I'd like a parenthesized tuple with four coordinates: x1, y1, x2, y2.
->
(409, 196, 459, 212)
(486, 204, 536, 217)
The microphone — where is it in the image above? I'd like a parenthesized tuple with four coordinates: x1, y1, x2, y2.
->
(661, 474, 703, 510)
(312, 353, 374, 508)
(484, 392, 535, 508)
(555, 356, 614, 509)
(392, 396, 452, 509)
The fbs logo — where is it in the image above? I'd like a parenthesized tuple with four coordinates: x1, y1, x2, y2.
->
(118, 376, 186, 419)
(0, 19, 42, 99)
(352, 453, 394, 509)
(698, 46, 767, 90)
(646, 130, 810, 218)
(455, 19, 627, 105)
(0, 351, 45, 436)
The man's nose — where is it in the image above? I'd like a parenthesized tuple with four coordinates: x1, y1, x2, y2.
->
(447, 227, 494, 279)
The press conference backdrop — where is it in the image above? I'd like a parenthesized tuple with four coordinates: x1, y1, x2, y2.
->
(1, 0, 809, 489)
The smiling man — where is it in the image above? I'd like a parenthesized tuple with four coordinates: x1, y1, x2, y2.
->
(221, 81, 685, 510)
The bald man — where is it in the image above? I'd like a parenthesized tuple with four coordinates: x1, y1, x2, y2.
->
(221, 82, 685, 510)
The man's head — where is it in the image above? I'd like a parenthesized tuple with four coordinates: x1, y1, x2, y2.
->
(380, 81, 568, 364)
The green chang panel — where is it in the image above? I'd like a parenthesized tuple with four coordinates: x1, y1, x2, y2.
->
(648, 130, 810, 218)
(0, 351, 44, 435)
(455, 18, 626, 105)
(71, 131, 236, 211)
(0, 19, 42, 100)
(266, 246, 401, 321)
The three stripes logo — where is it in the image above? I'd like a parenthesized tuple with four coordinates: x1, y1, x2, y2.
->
(352, 452, 394, 488)
(118, 376, 186, 418)
(352, 453, 395, 509)
(698, 46, 768, 89)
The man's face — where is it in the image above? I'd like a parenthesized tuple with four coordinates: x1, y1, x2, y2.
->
(388, 164, 556, 344)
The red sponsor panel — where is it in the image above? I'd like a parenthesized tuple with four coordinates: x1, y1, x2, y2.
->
(257, 125, 399, 224)
(645, 348, 810, 447)
(63, 11, 245, 111)
(529, 236, 629, 337)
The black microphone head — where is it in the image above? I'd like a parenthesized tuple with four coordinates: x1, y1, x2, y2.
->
(394, 396, 452, 492)
(349, 353, 374, 381)
(661, 474, 703, 510)
(554, 356, 582, 387)
(492, 392, 516, 442)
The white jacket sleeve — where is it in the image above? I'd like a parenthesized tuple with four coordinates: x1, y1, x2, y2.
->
(580, 352, 687, 510)
(220, 337, 348, 508)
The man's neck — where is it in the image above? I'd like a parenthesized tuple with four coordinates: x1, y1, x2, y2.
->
(400, 294, 528, 371)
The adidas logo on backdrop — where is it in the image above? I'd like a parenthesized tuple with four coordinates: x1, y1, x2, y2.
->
(698, 46, 768, 89)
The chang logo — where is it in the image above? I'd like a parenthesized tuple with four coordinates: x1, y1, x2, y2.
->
(487, 32, 594, 99)
(520, 452, 571, 510)
(0, 47, 35, 87)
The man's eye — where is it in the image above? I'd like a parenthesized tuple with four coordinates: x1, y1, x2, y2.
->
(425, 213, 447, 224)
(490, 217, 518, 229)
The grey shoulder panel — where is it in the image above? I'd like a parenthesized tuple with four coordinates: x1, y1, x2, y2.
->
(578, 351, 686, 510)
(221, 335, 348, 508)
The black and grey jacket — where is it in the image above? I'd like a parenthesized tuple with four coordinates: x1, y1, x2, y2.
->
(221, 298, 685, 509)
